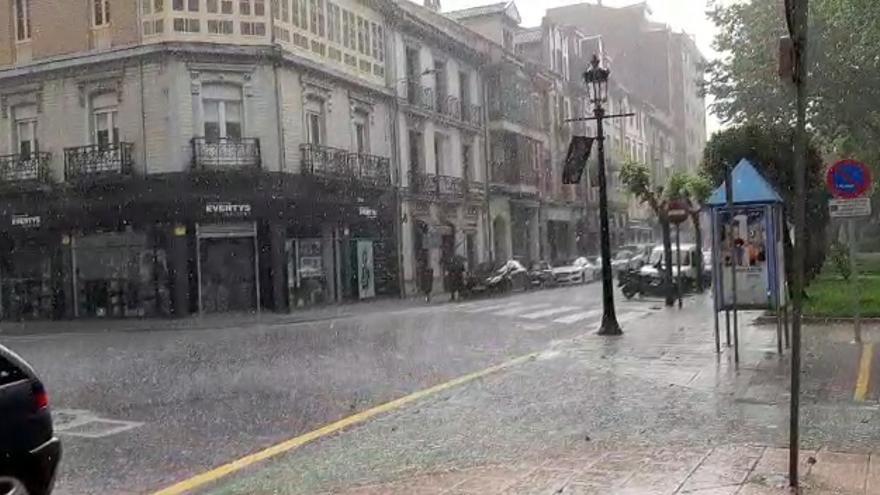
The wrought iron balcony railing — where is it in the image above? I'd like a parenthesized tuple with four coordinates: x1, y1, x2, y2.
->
(301, 144, 392, 187)
(349, 152, 392, 186)
(462, 103, 483, 126)
(437, 95, 462, 120)
(437, 175, 465, 199)
(191, 138, 261, 171)
(64, 143, 134, 180)
(403, 82, 435, 111)
(407, 171, 467, 201)
(0, 152, 52, 185)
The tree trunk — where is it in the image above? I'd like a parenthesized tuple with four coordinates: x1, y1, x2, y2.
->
(661, 218, 675, 307)
(692, 212, 704, 293)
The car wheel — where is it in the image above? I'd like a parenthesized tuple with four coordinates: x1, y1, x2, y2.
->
(0, 478, 31, 495)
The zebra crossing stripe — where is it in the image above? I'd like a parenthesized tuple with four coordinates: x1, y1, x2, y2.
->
(553, 309, 602, 324)
(493, 303, 553, 316)
(520, 306, 581, 320)
(465, 302, 521, 313)
(617, 310, 649, 323)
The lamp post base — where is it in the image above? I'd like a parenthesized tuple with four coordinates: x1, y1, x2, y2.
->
(597, 314, 623, 336)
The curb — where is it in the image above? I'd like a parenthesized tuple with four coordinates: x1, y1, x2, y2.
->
(754, 314, 880, 325)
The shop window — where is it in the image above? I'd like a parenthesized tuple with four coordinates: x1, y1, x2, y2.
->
(75, 231, 170, 318)
(12, 104, 38, 158)
(14, 0, 31, 41)
(202, 84, 243, 142)
(305, 97, 325, 145)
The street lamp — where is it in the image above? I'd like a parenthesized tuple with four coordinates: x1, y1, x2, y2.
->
(584, 54, 622, 336)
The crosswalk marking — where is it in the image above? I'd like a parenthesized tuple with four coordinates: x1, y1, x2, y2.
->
(618, 310, 649, 323)
(493, 303, 552, 316)
(465, 302, 521, 313)
(520, 306, 581, 320)
(553, 309, 602, 324)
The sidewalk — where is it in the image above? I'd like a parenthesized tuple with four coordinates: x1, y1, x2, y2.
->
(0, 294, 444, 336)
(327, 445, 878, 494)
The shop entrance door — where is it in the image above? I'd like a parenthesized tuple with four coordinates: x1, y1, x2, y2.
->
(196, 222, 260, 314)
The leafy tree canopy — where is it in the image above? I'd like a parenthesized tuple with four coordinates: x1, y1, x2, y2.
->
(705, 0, 880, 167)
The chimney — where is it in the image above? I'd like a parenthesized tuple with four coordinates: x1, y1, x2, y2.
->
(424, 0, 441, 12)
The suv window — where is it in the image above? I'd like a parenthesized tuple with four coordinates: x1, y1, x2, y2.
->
(0, 355, 26, 386)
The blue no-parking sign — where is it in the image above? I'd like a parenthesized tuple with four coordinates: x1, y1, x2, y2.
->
(826, 159, 872, 199)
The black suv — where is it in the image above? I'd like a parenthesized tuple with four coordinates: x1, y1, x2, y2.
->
(0, 345, 61, 495)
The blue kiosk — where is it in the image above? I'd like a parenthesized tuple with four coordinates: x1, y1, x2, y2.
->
(706, 159, 788, 358)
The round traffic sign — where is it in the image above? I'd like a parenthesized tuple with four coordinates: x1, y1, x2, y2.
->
(666, 199, 690, 224)
(827, 159, 872, 199)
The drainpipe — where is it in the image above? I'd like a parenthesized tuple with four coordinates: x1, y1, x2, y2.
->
(481, 74, 492, 262)
(388, 23, 406, 298)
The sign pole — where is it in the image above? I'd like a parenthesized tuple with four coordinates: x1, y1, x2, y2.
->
(676, 223, 682, 308)
(725, 163, 739, 364)
(849, 219, 862, 343)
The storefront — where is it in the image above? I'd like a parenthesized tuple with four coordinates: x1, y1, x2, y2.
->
(196, 215, 259, 314)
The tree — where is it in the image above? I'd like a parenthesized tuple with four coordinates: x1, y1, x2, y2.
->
(620, 161, 675, 306)
(666, 172, 713, 292)
(705, 0, 880, 169)
(700, 124, 830, 287)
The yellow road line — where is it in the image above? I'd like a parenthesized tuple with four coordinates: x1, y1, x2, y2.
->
(854, 342, 875, 402)
(152, 352, 540, 495)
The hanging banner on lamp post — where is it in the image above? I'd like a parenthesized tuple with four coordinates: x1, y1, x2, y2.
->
(562, 136, 595, 185)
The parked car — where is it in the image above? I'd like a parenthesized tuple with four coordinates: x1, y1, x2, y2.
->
(639, 244, 701, 287)
(528, 261, 556, 289)
(552, 258, 595, 284)
(465, 260, 529, 296)
(627, 244, 656, 271)
(0, 345, 61, 495)
(610, 250, 635, 274)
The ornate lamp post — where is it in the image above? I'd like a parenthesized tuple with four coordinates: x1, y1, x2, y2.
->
(584, 55, 622, 336)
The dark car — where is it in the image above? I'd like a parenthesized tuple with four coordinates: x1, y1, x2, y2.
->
(528, 261, 556, 288)
(0, 345, 61, 495)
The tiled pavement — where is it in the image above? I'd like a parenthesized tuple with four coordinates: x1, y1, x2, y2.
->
(326, 446, 879, 494)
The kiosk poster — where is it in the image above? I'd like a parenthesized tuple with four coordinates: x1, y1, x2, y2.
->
(719, 206, 770, 307)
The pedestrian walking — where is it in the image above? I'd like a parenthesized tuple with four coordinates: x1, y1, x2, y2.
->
(448, 255, 466, 301)
(420, 265, 434, 303)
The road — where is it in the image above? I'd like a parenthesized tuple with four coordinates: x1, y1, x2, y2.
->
(3, 282, 663, 495)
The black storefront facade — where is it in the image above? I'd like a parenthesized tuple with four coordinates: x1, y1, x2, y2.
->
(0, 168, 398, 321)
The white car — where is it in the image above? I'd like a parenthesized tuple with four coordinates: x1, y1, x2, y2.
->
(639, 244, 699, 283)
(552, 257, 597, 284)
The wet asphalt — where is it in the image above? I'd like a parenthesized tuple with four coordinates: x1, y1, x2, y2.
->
(1, 282, 666, 495)
(203, 301, 880, 495)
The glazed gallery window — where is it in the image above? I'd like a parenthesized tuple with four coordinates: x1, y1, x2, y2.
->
(92, 93, 120, 149)
(12, 104, 38, 157)
(14, 0, 31, 41)
(93, 0, 110, 26)
(202, 85, 243, 142)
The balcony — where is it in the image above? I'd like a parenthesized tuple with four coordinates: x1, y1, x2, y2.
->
(191, 138, 261, 171)
(461, 103, 483, 127)
(467, 180, 486, 199)
(0, 152, 52, 187)
(437, 95, 461, 120)
(300, 144, 391, 188)
(436, 175, 465, 200)
(64, 143, 134, 181)
(404, 82, 435, 111)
